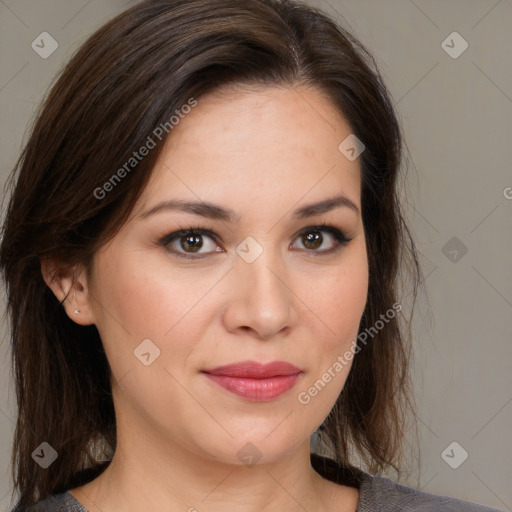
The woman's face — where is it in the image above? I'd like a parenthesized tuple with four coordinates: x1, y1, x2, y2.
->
(83, 84, 368, 465)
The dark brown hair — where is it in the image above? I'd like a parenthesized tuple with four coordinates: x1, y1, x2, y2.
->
(0, 0, 422, 508)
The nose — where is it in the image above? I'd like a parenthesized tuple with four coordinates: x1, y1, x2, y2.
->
(221, 249, 297, 340)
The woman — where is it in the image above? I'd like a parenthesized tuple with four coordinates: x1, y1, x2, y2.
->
(0, 0, 503, 511)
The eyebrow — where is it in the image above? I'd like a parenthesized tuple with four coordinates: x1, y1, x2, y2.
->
(138, 193, 360, 222)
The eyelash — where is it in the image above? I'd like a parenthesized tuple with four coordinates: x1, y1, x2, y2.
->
(157, 222, 353, 260)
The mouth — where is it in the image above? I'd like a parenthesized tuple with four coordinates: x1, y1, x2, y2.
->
(201, 360, 303, 401)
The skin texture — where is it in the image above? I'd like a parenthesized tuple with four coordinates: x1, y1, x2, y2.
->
(42, 84, 368, 512)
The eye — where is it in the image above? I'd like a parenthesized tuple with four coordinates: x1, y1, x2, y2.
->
(291, 225, 352, 255)
(159, 226, 222, 259)
(158, 223, 353, 260)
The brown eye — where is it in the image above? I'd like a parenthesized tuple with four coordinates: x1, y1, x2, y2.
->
(291, 225, 352, 255)
(160, 228, 221, 258)
(180, 233, 203, 253)
(301, 231, 323, 250)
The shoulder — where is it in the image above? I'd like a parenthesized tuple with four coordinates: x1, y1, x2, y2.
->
(358, 473, 506, 512)
(11, 492, 87, 512)
(310, 453, 504, 512)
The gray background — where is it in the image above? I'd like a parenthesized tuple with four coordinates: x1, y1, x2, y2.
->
(0, 0, 511, 510)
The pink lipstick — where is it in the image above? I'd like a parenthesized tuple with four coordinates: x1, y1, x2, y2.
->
(202, 361, 302, 401)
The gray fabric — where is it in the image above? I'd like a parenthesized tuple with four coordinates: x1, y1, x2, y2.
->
(15, 455, 505, 511)
(356, 474, 505, 511)
(15, 493, 86, 512)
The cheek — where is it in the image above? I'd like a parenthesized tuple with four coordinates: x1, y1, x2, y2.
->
(88, 252, 172, 375)
(309, 248, 368, 346)
(89, 254, 207, 428)
(89, 250, 220, 377)
(93, 248, 194, 336)
(293, 254, 368, 425)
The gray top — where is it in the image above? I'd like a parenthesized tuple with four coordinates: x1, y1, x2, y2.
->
(16, 454, 505, 511)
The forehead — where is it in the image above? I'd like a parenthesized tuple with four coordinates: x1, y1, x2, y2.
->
(134, 84, 362, 218)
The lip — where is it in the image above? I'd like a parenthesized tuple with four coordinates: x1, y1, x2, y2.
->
(202, 360, 303, 401)
(204, 360, 302, 378)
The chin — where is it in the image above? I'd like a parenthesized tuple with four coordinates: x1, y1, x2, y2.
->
(193, 428, 308, 467)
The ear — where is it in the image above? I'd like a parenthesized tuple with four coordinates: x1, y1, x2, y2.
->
(40, 257, 96, 326)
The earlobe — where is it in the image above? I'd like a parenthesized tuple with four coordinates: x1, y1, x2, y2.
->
(40, 257, 96, 326)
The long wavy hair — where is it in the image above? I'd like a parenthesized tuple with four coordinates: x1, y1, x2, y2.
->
(0, 0, 422, 508)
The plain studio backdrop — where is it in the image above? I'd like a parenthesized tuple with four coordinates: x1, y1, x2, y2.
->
(0, 1, 511, 511)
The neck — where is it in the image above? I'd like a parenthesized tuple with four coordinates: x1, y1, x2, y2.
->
(69, 396, 359, 512)
(71, 433, 346, 512)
